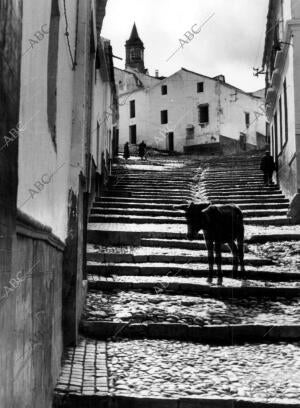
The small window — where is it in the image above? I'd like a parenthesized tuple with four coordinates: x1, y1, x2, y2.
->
(197, 82, 204, 93)
(245, 112, 250, 128)
(161, 110, 168, 124)
(161, 85, 167, 95)
(130, 100, 135, 118)
(198, 104, 209, 124)
(129, 125, 136, 144)
(186, 127, 194, 139)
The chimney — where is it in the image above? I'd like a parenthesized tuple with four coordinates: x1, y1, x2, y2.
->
(155, 69, 159, 78)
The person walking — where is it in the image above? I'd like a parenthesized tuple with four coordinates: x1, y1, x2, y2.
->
(138, 141, 147, 161)
(260, 151, 276, 186)
(123, 142, 130, 161)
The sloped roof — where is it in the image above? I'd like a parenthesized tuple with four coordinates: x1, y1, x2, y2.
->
(180, 68, 262, 98)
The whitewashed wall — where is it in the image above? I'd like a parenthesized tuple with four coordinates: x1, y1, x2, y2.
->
(18, 0, 77, 241)
(118, 68, 266, 153)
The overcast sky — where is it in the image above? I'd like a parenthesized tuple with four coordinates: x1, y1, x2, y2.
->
(102, 0, 269, 93)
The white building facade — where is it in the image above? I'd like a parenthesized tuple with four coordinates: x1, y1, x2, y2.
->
(262, 0, 300, 221)
(117, 68, 267, 154)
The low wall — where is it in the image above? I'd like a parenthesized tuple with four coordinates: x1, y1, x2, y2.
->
(6, 211, 64, 408)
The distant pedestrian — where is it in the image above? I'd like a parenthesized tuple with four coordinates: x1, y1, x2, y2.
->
(123, 142, 130, 161)
(260, 151, 276, 186)
(138, 141, 147, 161)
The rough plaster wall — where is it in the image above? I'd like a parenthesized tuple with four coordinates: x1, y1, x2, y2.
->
(18, 0, 77, 241)
(269, 2, 298, 199)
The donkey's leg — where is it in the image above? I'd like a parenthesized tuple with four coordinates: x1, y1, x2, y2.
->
(215, 241, 223, 286)
(206, 239, 214, 284)
(237, 237, 246, 280)
(227, 241, 238, 278)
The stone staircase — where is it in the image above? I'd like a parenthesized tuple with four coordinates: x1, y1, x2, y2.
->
(53, 155, 300, 408)
(198, 154, 291, 226)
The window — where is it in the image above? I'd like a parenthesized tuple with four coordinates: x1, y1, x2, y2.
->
(130, 48, 141, 61)
(186, 127, 194, 139)
(245, 112, 250, 128)
(279, 96, 283, 149)
(161, 110, 168, 124)
(130, 100, 135, 118)
(47, 0, 60, 151)
(197, 82, 204, 93)
(198, 104, 209, 124)
(283, 79, 288, 144)
(161, 85, 167, 95)
(129, 125, 136, 144)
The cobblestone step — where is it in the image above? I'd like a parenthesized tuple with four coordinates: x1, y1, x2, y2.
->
(86, 246, 274, 266)
(201, 179, 266, 184)
(205, 190, 283, 196)
(139, 238, 231, 250)
(81, 320, 300, 344)
(82, 290, 300, 341)
(88, 275, 300, 293)
(87, 262, 300, 282)
(90, 207, 288, 218)
(206, 194, 285, 200)
(244, 217, 292, 226)
(114, 180, 193, 186)
(104, 189, 194, 196)
(114, 185, 193, 191)
(87, 223, 297, 245)
(95, 196, 187, 204)
(102, 192, 194, 199)
(201, 176, 270, 182)
(210, 197, 289, 204)
(89, 215, 187, 224)
(203, 187, 280, 193)
(87, 224, 188, 245)
(89, 214, 291, 225)
(94, 201, 289, 211)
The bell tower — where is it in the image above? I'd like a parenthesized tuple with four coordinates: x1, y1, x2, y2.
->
(125, 23, 146, 73)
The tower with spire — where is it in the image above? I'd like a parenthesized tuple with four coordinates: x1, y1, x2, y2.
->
(125, 23, 147, 74)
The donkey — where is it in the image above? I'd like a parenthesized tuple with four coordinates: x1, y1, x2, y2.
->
(178, 202, 245, 286)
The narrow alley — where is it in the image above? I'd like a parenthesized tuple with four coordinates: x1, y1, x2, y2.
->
(1, 1, 300, 407)
(54, 152, 300, 407)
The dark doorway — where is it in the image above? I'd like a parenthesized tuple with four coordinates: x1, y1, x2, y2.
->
(112, 127, 119, 157)
(168, 132, 174, 152)
(129, 125, 136, 144)
(239, 133, 246, 151)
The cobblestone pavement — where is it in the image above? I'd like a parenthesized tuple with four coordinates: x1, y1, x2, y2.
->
(249, 241, 300, 273)
(55, 155, 300, 406)
(84, 290, 300, 326)
(107, 340, 300, 402)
